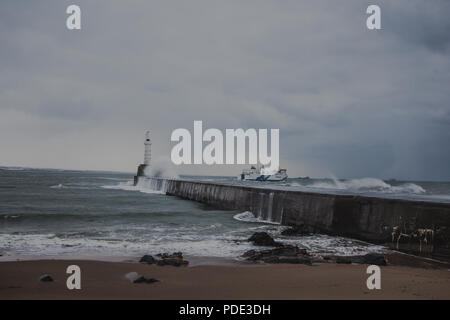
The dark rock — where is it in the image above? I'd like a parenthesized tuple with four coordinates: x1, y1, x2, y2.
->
(243, 245, 311, 265)
(155, 252, 189, 267)
(248, 232, 280, 246)
(139, 255, 156, 264)
(39, 274, 54, 282)
(172, 252, 183, 258)
(141, 252, 189, 267)
(242, 250, 257, 258)
(133, 276, 159, 284)
(261, 256, 280, 263)
(360, 253, 387, 266)
(157, 258, 183, 267)
(270, 245, 308, 257)
(157, 252, 184, 259)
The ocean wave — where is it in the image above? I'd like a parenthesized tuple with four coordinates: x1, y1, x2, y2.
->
(50, 182, 99, 190)
(233, 211, 280, 225)
(102, 180, 165, 194)
(0, 224, 386, 259)
(2, 214, 20, 220)
(0, 166, 26, 171)
(277, 233, 386, 257)
(50, 184, 66, 189)
(309, 177, 425, 194)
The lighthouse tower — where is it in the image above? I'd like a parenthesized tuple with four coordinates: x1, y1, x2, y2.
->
(144, 130, 151, 165)
(134, 130, 152, 185)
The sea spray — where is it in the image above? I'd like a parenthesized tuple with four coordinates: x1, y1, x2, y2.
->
(143, 157, 179, 179)
(309, 177, 425, 194)
(102, 179, 166, 194)
(233, 211, 280, 225)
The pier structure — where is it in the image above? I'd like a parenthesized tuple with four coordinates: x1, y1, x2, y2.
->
(135, 176, 450, 259)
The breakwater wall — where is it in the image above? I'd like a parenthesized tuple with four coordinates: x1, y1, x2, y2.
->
(136, 177, 450, 258)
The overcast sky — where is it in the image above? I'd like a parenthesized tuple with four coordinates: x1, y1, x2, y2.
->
(1, 0, 449, 180)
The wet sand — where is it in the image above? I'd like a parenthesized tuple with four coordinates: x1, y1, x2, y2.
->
(1, 258, 449, 300)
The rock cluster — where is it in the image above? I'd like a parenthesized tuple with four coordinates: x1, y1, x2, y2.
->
(248, 232, 282, 246)
(245, 232, 387, 266)
(245, 232, 312, 265)
(243, 245, 312, 265)
(139, 252, 189, 267)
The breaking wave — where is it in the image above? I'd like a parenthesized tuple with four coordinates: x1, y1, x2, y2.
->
(233, 211, 280, 225)
(50, 184, 66, 189)
(102, 180, 165, 194)
(143, 158, 179, 179)
(309, 177, 425, 194)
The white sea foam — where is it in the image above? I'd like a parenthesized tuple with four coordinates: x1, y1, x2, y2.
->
(309, 177, 425, 194)
(0, 227, 386, 259)
(102, 180, 165, 194)
(50, 183, 97, 190)
(233, 211, 280, 225)
(143, 158, 179, 179)
(0, 232, 257, 259)
(50, 184, 66, 189)
(278, 233, 386, 257)
(0, 166, 26, 171)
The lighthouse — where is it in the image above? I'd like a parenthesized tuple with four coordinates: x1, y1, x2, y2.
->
(144, 130, 151, 165)
(134, 130, 152, 185)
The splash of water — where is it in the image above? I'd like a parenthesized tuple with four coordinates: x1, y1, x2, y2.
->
(310, 176, 425, 194)
(143, 157, 179, 179)
(102, 180, 165, 194)
(233, 211, 280, 225)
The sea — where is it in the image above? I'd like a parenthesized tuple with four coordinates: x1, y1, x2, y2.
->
(1, 167, 450, 261)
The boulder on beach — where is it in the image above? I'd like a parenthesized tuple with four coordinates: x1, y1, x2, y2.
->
(248, 232, 280, 246)
(157, 258, 187, 267)
(139, 255, 156, 264)
(243, 245, 312, 265)
(139, 252, 189, 267)
(158, 252, 183, 259)
(39, 274, 54, 282)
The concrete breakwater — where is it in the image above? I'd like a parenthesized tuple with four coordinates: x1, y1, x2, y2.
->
(136, 177, 450, 259)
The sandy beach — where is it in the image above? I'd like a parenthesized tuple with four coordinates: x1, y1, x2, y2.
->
(1, 256, 449, 300)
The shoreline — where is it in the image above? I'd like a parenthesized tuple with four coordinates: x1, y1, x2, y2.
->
(2, 250, 449, 268)
(1, 257, 449, 300)
(0, 254, 250, 267)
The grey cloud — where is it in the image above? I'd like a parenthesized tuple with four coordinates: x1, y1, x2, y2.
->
(0, 0, 449, 180)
